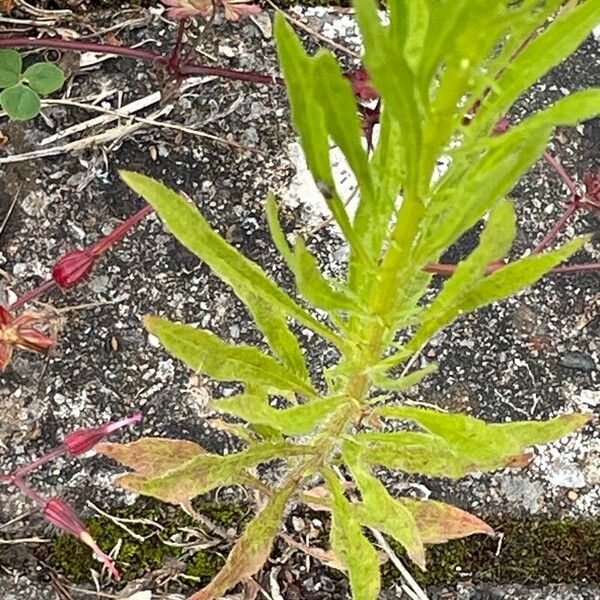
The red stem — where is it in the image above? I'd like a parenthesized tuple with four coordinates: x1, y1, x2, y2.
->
(532, 200, 580, 254)
(0, 36, 282, 86)
(169, 20, 187, 72)
(9, 280, 57, 311)
(543, 151, 579, 196)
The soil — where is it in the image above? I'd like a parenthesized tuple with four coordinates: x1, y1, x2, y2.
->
(0, 4, 599, 600)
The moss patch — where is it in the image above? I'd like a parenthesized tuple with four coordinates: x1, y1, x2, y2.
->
(382, 516, 600, 587)
(50, 500, 249, 584)
(49, 504, 600, 589)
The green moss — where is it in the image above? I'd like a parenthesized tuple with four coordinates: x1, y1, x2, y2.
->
(49, 500, 248, 584)
(381, 516, 600, 587)
(49, 505, 600, 588)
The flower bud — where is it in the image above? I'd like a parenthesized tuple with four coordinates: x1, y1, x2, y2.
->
(63, 413, 142, 455)
(43, 497, 120, 579)
(52, 249, 96, 289)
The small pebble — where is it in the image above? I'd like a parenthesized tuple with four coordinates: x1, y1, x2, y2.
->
(567, 490, 578, 502)
(558, 351, 596, 372)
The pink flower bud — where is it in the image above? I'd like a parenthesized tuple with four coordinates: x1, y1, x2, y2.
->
(43, 497, 120, 579)
(52, 249, 96, 289)
(63, 413, 142, 455)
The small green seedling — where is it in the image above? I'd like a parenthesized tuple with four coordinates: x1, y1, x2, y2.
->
(0, 49, 65, 120)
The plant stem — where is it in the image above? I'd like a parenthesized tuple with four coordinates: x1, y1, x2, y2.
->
(0, 36, 283, 86)
(543, 151, 579, 196)
(532, 199, 580, 254)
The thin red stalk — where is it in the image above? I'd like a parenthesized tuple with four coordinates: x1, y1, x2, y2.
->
(0, 36, 282, 86)
(169, 20, 187, 72)
(543, 151, 579, 196)
(8, 205, 153, 312)
(9, 280, 57, 311)
(92, 204, 153, 255)
(550, 263, 600, 274)
(13, 447, 65, 479)
(11, 477, 46, 507)
(532, 200, 580, 254)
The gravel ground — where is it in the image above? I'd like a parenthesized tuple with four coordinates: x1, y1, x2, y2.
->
(0, 5, 599, 600)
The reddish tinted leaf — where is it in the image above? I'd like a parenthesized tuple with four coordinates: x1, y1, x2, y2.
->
(189, 483, 293, 600)
(97, 437, 206, 477)
(397, 498, 494, 544)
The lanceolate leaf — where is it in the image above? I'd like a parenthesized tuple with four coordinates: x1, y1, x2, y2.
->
(396, 498, 494, 544)
(144, 315, 316, 396)
(119, 171, 343, 349)
(274, 15, 361, 253)
(409, 200, 517, 348)
(189, 482, 294, 600)
(97, 438, 206, 477)
(343, 442, 425, 568)
(376, 406, 591, 473)
(410, 236, 588, 350)
(372, 363, 438, 391)
(471, 0, 600, 137)
(214, 392, 345, 436)
(266, 195, 359, 312)
(323, 469, 381, 600)
(113, 442, 312, 504)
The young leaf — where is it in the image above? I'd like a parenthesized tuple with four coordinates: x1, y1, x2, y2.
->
(395, 498, 494, 544)
(471, 0, 600, 137)
(376, 406, 592, 473)
(97, 438, 206, 477)
(214, 392, 345, 436)
(352, 431, 469, 478)
(22, 62, 65, 95)
(246, 292, 309, 380)
(274, 14, 364, 256)
(312, 51, 375, 209)
(409, 200, 517, 348)
(323, 469, 381, 600)
(372, 363, 438, 391)
(0, 83, 40, 120)
(119, 171, 343, 350)
(188, 481, 294, 600)
(0, 49, 22, 88)
(266, 195, 359, 312)
(410, 236, 588, 350)
(144, 315, 316, 396)
(343, 442, 425, 568)
(113, 442, 311, 504)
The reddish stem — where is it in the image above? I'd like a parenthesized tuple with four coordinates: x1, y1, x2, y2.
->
(0, 36, 282, 87)
(168, 20, 187, 73)
(9, 280, 57, 311)
(425, 260, 600, 277)
(532, 200, 580, 254)
(543, 151, 579, 196)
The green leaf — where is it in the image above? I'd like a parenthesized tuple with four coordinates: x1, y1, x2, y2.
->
(215, 392, 345, 436)
(144, 315, 316, 396)
(344, 442, 425, 568)
(472, 0, 600, 136)
(22, 62, 64, 94)
(353, 431, 470, 478)
(376, 406, 592, 473)
(119, 171, 343, 349)
(0, 49, 22, 88)
(411, 235, 588, 351)
(113, 441, 311, 504)
(246, 292, 309, 380)
(190, 482, 293, 600)
(409, 200, 517, 348)
(372, 363, 438, 391)
(312, 51, 375, 211)
(274, 14, 365, 257)
(266, 194, 358, 312)
(353, 0, 421, 195)
(323, 469, 381, 600)
(0, 83, 40, 120)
